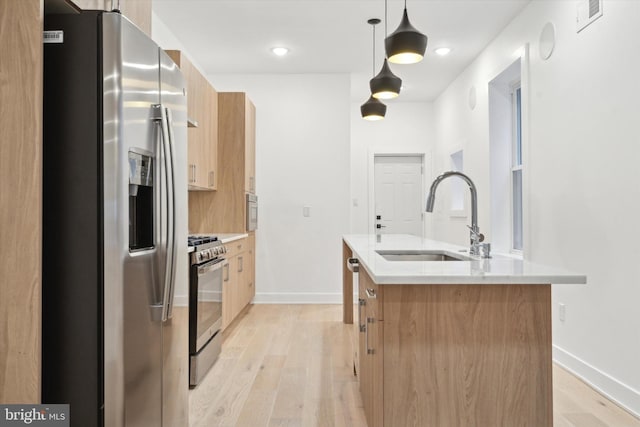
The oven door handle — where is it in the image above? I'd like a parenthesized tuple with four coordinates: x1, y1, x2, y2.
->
(197, 258, 225, 276)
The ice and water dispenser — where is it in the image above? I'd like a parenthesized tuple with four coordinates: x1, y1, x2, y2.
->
(128, 150, 154, 251)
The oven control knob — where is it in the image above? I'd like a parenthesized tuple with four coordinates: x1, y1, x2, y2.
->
(197, 253, 203, 262)
(221, 246, 227, 254)
(213, 247, 219, 256)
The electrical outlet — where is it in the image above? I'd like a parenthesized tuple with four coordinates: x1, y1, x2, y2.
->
(559, 303, 566, 322)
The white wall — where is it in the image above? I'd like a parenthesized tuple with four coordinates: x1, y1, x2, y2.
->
(209, 74, 351, 304)
(152, 12, 207, 75)
(350, 101, 436, 235)
(154, 12, 351, 303)
(431, 0, 640, 416)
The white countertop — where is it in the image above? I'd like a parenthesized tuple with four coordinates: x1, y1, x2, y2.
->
(343, 234, 586, 285)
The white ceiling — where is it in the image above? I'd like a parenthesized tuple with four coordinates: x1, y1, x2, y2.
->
(153, 0, 530, 102)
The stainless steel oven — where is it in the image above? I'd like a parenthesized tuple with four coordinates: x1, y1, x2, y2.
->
(246, 193, 258, 231)
(188, 236, 228, 387)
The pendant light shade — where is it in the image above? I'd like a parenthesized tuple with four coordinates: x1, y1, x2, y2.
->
(361, 18, 387, 121)
(385, 4, 428, 64)
(361, 95, 387, 121)
(370, 58, 402, 99)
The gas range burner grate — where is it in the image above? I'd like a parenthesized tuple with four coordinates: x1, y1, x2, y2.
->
(187, 235, 218, 247)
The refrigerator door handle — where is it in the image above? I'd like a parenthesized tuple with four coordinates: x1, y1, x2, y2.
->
(164, 106, 178, 319)
(154, 103, 174, 322)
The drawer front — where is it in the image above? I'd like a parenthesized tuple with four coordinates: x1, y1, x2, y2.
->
(224, 238, 246, 259)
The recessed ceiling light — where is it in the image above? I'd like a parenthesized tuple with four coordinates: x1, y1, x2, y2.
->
(435, 47, 451, 56)
(271, 47, 289, 56)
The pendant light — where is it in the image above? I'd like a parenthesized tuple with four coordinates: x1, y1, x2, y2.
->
(361, 19, 387, 121)
(369, 7, 401, 100)
(385, 0, 428, 64)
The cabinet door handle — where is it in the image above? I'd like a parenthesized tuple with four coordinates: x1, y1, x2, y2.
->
(223, 263, 230, 282)
(358, 298, 366, 333)
(366, 317, 375, 355)
(209, 171, 214, 187)
(193, 164, 197, 183)
(249, 176, 255, 192)
(365, 288, 376, 299)
(238, 256, 244, 273)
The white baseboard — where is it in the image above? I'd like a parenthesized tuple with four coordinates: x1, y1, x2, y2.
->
(553, 345, 640, 419)
(173, 294, 188, 307)
(253, 292, 357, 304)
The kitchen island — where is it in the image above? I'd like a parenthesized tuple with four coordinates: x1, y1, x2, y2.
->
(342, 234, 586, 427)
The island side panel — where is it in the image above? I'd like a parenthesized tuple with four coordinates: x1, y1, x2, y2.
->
(342, 239, 353, 324)
(382, 284, 552, 427)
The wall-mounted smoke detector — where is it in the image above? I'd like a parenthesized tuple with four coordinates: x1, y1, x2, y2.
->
(576, 0, 603, 33)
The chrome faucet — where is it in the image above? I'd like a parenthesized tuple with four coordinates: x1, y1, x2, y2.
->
(426, 171, 490, 258)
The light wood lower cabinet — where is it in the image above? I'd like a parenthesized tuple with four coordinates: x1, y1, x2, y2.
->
(244, 233, 256, 304)
(358, 268, 384, 427)
(355, 268, 553, 427)
(221, 258, 236, 330)
(221, 236, 256, 331)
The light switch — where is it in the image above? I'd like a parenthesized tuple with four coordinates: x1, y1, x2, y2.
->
(303, 205, 311, 217)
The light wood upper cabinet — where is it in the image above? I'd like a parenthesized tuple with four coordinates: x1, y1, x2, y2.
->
(165, 50, 218, 191)
(191, 92, 256, 233)
(244, 99, 256, 194)
(219, 92, 256, 195)
(70, 0, 151, 36)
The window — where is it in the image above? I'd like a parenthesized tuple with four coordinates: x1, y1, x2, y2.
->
(489, 57, 524, 255)
(511, 84, 523, 252)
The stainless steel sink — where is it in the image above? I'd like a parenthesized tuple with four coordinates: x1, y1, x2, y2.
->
(375, 250, 470, 262)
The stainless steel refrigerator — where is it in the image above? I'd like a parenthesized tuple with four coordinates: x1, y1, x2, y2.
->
(42, 11, 189, 427)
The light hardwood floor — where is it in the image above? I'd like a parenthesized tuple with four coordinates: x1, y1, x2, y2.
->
(189, 304, 640, 427)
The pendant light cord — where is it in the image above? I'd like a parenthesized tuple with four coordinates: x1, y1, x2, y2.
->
(372, 24, 376, 77)
(385, 0, 388, 37)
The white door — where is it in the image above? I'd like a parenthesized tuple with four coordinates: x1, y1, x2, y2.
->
(374, 155, 424, 236)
